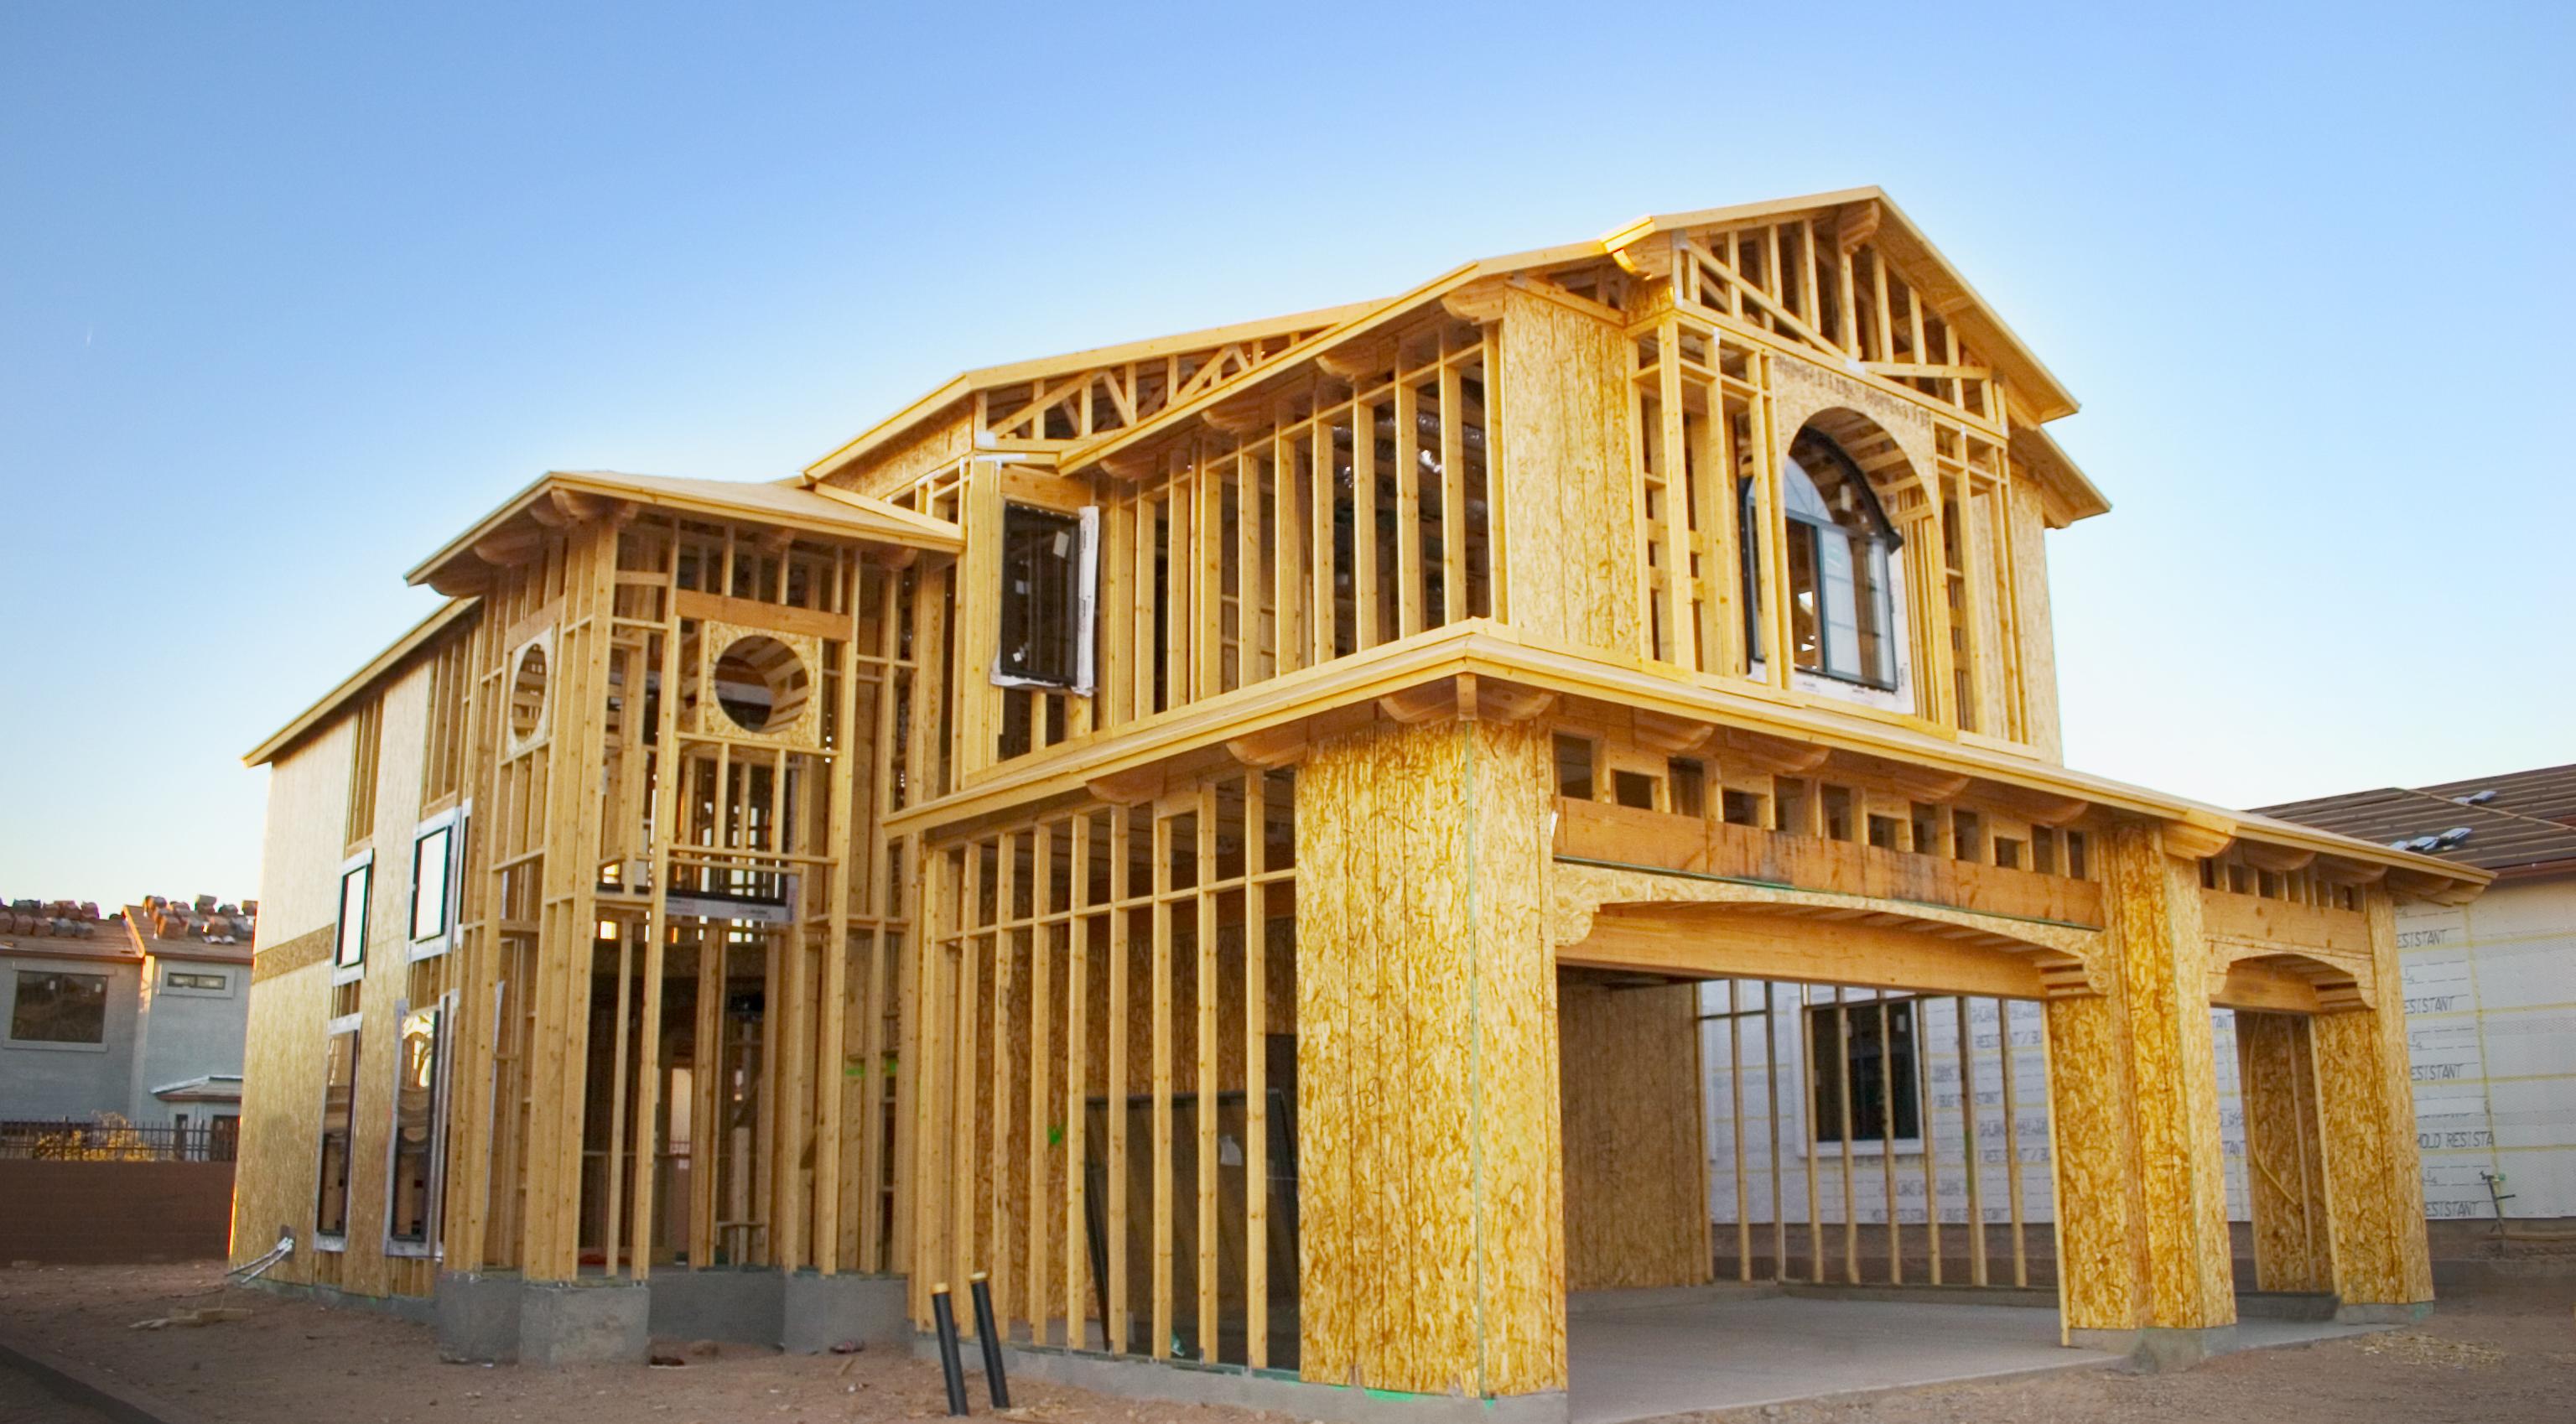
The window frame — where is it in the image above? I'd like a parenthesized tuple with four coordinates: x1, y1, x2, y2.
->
(991, 502, 1098, 694)
(313, 1013, 363, 1251)
(407, 803, 469, 961)
(333, 849, 374, 985)
(381, 994, 453, 1257)
(1740, 434, 1906, 693)
(162, 969, 233, 995)
(7, 968, 112, 1047)
(1804, 995, 1925, 1154)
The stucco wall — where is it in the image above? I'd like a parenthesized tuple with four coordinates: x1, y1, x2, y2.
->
(0, 955, 141, 1120)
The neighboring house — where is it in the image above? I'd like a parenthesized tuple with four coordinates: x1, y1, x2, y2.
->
(2258, 766, 2576, 1224)
(1, 896, 253, 1155)
(235, 186, 2486, 1405)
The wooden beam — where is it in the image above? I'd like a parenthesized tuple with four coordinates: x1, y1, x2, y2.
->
(1632, 709, 1716, 756)
(1889, 767, 1971, 803)
(2239, 843, 2318, 874)
(1565, 903, 2047, 1000)
(1715, 726, 1829, 777)
(1378, 680, 1458, 725)
(1226, 724, 1310, 770)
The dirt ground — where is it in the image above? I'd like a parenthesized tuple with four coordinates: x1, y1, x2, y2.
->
(0, 1263, 2569, 1424)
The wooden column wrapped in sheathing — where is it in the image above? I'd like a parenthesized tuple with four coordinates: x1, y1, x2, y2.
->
(2235, 1011, 2329, 1292)
(1559, 979, 1709, 1291)
(1493, 285, 1635, 652)
(1296, 717, 1566, 1399)
(2042, 823, 2235, 1335)
(2310, 887, 2433, 1307)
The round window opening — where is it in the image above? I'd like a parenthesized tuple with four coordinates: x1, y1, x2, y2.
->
(712, 635, 811, 735)
(509, 642, 549, 741)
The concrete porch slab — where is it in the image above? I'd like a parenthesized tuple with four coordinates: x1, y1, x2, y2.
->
(1566, 1291, 2401, 1422)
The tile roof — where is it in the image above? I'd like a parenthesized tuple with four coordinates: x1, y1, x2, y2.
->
(2255, 764, 2576, 876)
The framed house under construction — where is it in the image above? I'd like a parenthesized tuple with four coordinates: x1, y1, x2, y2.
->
(232, 187, 2486, 1419)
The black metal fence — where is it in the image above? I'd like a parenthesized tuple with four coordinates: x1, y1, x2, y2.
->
(0, 1119, 238, 1162)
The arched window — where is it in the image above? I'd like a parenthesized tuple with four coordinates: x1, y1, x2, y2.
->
(1742, 428, 1903, 688)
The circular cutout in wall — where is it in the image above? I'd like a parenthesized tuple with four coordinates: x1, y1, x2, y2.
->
(712, 635, 810, 735)
(510, 642, 549, 741)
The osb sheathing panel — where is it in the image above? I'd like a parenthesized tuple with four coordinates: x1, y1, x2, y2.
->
(256, 720, 356, 943)
(2004, 482, 2063, 763)
(2313, 889, 2434, 1305)
(1559, 978, 1708, 1291)
(229, 944, 331, 1276)
(1297, 718, 1564, 1397)
(1495, 288, 1634, 652)
(1767, 358, 1940, 503)
(2236, 1011, 2330, 1292)
(2044, 824, 2234, 1333)
(826, 402, 974, 500)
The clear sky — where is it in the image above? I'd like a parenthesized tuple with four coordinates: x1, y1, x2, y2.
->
(3, 2, 2568, 911)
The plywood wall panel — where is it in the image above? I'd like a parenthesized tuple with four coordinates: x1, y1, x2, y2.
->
(1494, 288, 1635, 652)
(1559, 978, 1706, 1291)
(1296, 717, 1564, 1398)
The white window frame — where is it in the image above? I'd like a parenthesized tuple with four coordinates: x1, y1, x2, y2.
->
(380, 993, 454, 1258)
(989, 502, 1098, 695)
(333, 849, 374, 986)
(313, 1011, 364, 1252)
(407, 803, 469, 961)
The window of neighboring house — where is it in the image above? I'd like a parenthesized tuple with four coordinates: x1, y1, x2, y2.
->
(210, 1114, 239, 1162)
(1742, 429, 1903, 689)
(335, 852, 373, 978)
(1810, 998, 1921, 1144)
(9, 970, 107, 1044)
(994, 503, 1097, 691)
(408, 807, 466, 957)
(314, 1020, 361, 1245)
(385, 1000, 447, 1251)
(166, 970, 228, 991)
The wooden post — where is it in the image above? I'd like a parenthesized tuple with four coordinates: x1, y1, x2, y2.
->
(1294, 718, 1564, 1397)
(2042, 823, 2236, 1350)
(2309, 888, 2434, 1314)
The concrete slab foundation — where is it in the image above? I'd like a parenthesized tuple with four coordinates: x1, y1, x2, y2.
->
(645, 1269, 782, 1349)
(928, 1340, 1570, 1424)
(781, 1273, 911, 1354)
(2335, 1300, 2435, 1325)
(434, 1272, 524, 1363)
(517, 1281, 649, 1366)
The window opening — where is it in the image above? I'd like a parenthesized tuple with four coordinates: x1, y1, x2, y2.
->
(385, 1001, 445, 1250)
(10, 970, 106, 1043)
(335, 855, 372, 974)
(995, 503, 1098, 691)
(1810, 998, 1919, 1143)
(1743, 429, 1903, 687)
(315, 1022, 361, 1245)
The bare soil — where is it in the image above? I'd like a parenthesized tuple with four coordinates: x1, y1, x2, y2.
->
(0, 1262, 1290, 1424)
(1, 1263, 2569, 1424)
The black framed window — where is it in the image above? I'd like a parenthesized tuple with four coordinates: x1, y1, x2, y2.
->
(10, 970, 107, 1043)
(335, 861, 371, 970)
(1810, 998, 1920, 1143)
(1742, 429, 1903, 689)
(995, 503, 1094, 690)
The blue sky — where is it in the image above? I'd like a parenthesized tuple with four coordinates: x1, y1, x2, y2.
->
(3, 3, 2568, 909)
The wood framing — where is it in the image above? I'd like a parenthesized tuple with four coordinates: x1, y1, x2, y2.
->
(233, 187, 2483, 1406)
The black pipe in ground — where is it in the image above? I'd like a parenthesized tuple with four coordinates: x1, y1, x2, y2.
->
(969, 1271, 1010, 1409)
(930, 1283, 970, 1416)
